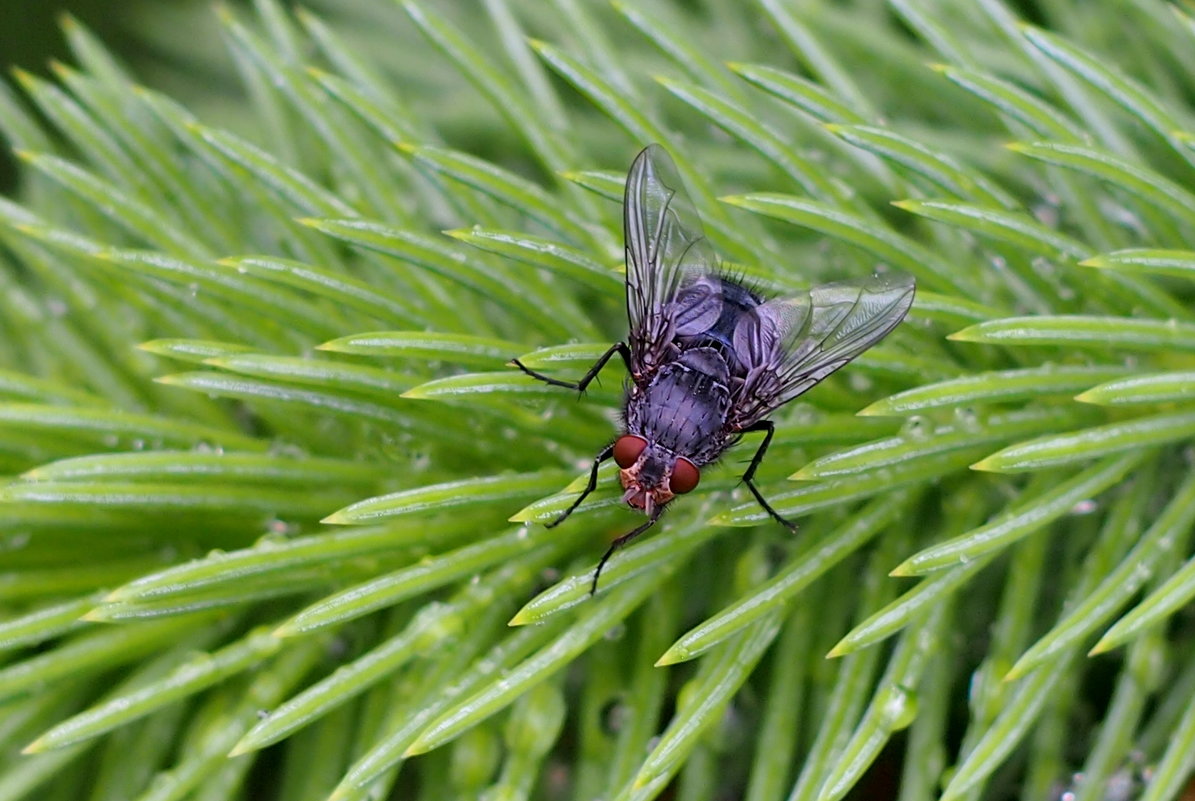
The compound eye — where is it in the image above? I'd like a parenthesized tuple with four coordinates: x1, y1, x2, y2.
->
(669, 457, 700, 494)
(613, 435, 648, 468)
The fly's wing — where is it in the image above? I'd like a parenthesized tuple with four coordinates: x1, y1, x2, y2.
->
(624, 144, 722, 377)
(728, 274, 916, 427)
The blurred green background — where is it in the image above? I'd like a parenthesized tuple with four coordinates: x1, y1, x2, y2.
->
(1, 1, 240, 193)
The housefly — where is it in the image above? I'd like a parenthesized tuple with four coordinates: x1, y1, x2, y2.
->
(513, 144, 915, 593)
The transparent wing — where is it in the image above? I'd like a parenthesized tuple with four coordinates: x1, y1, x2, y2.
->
(623, 144, 722, 376)
(729, 274, 916, 427)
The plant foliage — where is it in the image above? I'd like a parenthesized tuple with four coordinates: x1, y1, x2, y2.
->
(2, 1, 1195, 800)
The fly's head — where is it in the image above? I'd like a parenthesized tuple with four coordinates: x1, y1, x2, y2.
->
(612, 434, 700, 516)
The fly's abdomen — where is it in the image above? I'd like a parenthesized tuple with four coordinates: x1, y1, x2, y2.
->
(679, 278, 764, 373)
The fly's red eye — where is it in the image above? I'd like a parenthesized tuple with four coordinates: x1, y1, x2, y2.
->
(669, 458, 700, 494)
(613, 435, 648, 468)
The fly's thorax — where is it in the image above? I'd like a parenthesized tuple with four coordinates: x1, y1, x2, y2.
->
(676, 346, 731, 379)
(625, 351, 733, 465)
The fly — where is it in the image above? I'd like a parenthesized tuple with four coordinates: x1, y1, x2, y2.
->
(513, 144, 916, 593)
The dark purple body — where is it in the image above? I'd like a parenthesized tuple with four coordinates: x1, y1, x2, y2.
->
(511, 143, 916, 593)
(624, 278, 763, 488)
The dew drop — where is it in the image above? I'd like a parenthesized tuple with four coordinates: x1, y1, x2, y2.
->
(901, 415, 931, 439)
(880, 684, 917, 729)
(603, 622, 626, 642)
(848, 372, 873, 392)
(953, 406, 980, 431)
(601, 698, 629, 735)
(4, 532, 31, 551)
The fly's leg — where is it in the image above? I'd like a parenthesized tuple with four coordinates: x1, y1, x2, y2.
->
(548, 443, 613, 529)
(517, 343, 629, 529)
(740, 420, 797, 532)
(511, 342, 632, 392)
(591, 508, 662, 595)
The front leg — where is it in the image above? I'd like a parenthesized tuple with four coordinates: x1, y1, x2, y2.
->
(591, 507, 662, 595)
(548, 443, 614, 529)
(739, 420, 797, 532)
(511, 342, 632, 393)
